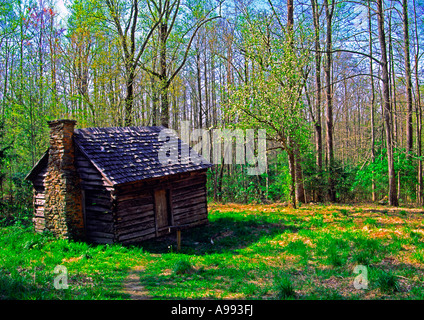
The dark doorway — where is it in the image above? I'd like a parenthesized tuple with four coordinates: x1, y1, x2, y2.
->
(154, 189, 172, 235)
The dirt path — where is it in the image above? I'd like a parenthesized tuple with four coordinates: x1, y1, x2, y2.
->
(123, 266, 151, 300)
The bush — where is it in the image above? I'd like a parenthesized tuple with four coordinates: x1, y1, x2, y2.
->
(353, 147, 418, 202)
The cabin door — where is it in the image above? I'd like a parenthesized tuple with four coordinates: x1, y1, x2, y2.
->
(154, 189, 171, 234)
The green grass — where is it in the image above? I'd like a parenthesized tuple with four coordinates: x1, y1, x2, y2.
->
(273, 272, 296, 299)
(173, 258, 194, 275)
(1, 203, 424, 299)
(0, 225, 144, 299)
(373, 269, 400, 293)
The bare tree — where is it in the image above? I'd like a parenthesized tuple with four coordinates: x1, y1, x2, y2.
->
(105, 0, 163, 126)
(324, 0, 336, 202)
(311, 0, 323, 201)
(142, 0, 220, 128)
(402, 0, 413, 154)
(376, 0, 398, 206)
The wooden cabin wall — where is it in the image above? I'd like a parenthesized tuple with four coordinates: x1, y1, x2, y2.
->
(32, 166, 47, 233)
(114, 170, 209, 244)
(171, 171, 208, 227)
(75, 149, 115, 244)
(114, 190, 156, 244)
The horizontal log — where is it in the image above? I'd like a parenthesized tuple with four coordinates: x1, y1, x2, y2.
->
(173, 195, 207, 210)
(34, 226, 46, 233)
(35, 199, 45, 206)
(116, 212, 155, 228)
(85, 220, 113, 231)
(34, 205, 44, 210)
(85, 197, 113, 208)
(173, 186, 205, 198)
(172, 190, 206, 205)
(116, 204, 154, 217)
(172, 175, 206, 191)
(86, 231, 114, 239)
(34, 208, 44, 214)
(174, 215, 208, 226)
(85, 211, 114, 222)
(174, 209, 207, 222)
(117, 196, 153, 210)
(172, 217, 208, 228)
(33, 216, 45, 225)
(173, 205, 207, 220)
(80, 179, 112, 188)
(118, 227, 156, 242)
(116, 192, 153, 203)
(115, 221, 155, 237)
(85, 204, 111, 213)
(172, 183, 205, 197)
(116, 210, 154, 224)
(85, 190, 112, 200)
(116, 181, 162, 195)
(120, 231, 157, 244)
(35, 192, 45, 199)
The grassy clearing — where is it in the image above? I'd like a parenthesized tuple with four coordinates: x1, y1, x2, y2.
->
(1, 203, 424, 299)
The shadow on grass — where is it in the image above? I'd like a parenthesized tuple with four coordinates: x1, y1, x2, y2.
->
(138, 216, 300, 255)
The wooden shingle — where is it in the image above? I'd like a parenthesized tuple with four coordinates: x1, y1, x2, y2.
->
(74, 126, 212, 186)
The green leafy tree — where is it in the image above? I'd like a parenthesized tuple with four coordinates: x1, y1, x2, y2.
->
(224, 12, 310, 208)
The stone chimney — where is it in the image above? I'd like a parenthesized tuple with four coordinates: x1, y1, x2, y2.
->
(44, 120, 84, 240)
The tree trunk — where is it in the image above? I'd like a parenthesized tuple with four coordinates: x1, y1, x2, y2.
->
(285, 0, 303, 206)
(288, 149, 297, 209)
(125, 67, 135, 126)
(377, 0, 399, 206)
(368, 2, 376, 202)
(403, 0, 413, 154)
(311, 0, 323, 202)
(388, 6, 398, 146)
(324, 0, 336, 202)
(413, 0, 423, 204)
(159, 22, 169, 128)
(295, 148, 306, 203)
(196, 39, 203, 128)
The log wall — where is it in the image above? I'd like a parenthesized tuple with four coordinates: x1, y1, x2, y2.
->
(31, 148, 209, 245)
(171, 171, 208, 227)
(75, 148, 115, 244)
(32, 165, 47, 233)
(114, 170, 209, 244)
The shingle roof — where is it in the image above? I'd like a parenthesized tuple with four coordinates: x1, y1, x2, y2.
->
(74, 126, 212, 186)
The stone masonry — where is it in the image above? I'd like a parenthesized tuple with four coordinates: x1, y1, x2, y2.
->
(43, 120, 84, 240)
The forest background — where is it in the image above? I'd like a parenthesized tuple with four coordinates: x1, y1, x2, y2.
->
(1, 0, 424, 223)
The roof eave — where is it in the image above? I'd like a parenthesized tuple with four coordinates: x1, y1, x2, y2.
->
(74, 142, 115, 187)
(25, 150, 49, 182)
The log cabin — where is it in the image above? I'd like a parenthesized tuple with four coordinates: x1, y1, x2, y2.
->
(26, 120, 212, 244)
